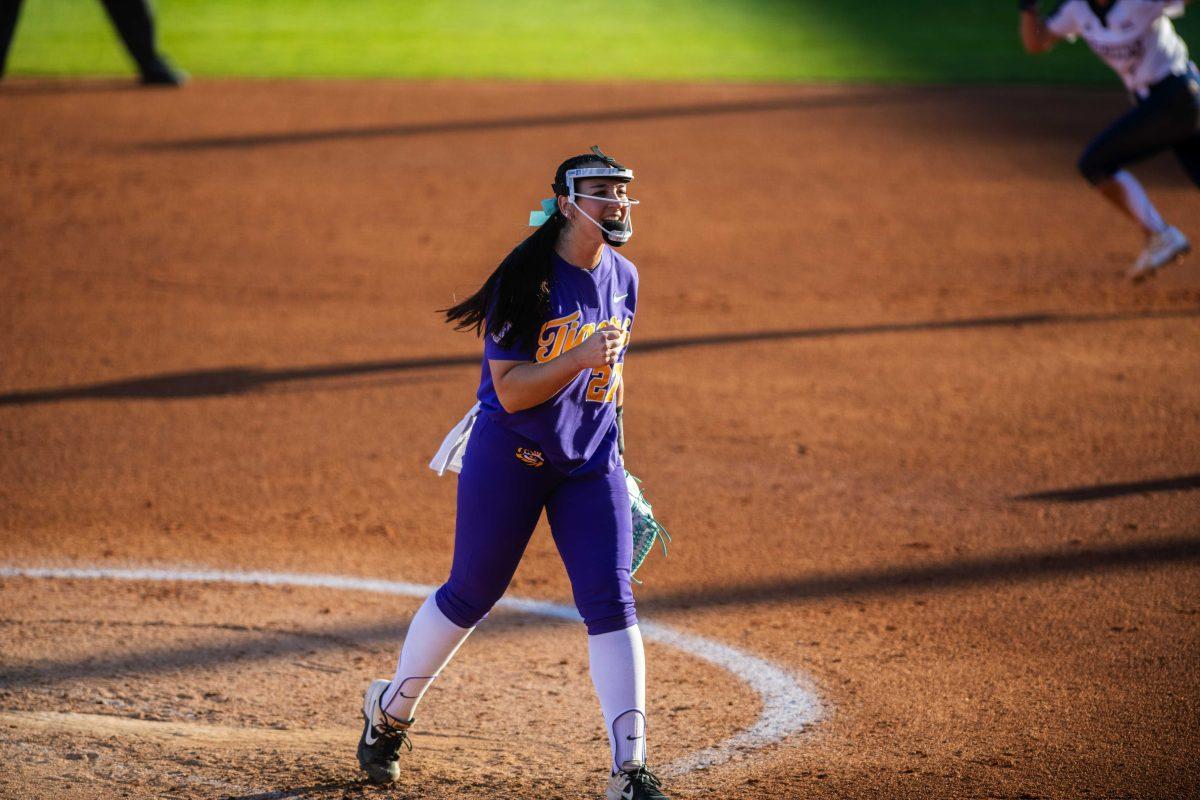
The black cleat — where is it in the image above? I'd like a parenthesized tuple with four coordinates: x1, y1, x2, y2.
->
(356, 679, 413, 785)
(139, 59, 187, 87)
(604, 762, 671, 799)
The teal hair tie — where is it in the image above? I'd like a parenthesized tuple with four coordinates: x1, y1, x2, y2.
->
(528, 197, 558, 227)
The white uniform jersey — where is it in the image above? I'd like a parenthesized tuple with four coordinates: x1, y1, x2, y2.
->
(1046, 0, 1192, 96)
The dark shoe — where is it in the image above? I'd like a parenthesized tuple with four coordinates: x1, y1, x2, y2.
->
(604, 762, 671, 799)
(140, 59, 186, 87)
(356, 679, 413, 785)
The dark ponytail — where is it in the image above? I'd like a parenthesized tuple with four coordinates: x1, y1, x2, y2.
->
(442, 210, 565, 351)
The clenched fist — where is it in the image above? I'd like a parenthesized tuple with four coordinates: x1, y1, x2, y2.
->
(569, 323, 627, 370)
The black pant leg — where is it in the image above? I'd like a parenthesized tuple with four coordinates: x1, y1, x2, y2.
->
(1172, 133, 1200, 188)
(1078, 103, 1168, 183)
(1172, 70, 1200, 188)
(98, 0, 163, 75)
(0, 0, 25, 78)
(1077, 76, 1199, 184)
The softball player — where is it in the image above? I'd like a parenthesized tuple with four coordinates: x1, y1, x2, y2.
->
(356, 148, 671, 800)
(1020, 0, 1198, 280)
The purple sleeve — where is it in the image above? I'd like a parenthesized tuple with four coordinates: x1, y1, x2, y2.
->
(622, 262, 639, 338)
(483, 321, 535, 362)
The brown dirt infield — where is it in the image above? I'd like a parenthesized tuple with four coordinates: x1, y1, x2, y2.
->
(1, 79, 1198, 800)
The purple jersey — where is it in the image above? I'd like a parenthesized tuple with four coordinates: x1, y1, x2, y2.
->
(476, 246, 638, 474)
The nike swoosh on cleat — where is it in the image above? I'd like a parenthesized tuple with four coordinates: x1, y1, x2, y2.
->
(625, 734, 643, 740)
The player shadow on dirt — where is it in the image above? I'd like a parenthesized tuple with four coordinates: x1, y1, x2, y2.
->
(3, 537, 1196, 690)
(224, 780, 371, 799)
(0, 79, 146, 95)
(1013, 474, 1200, 503)
(2, 308, 1197, 407)
(124, 85, 1190, 185)
(0, 615, 555, 693)
(640, 534, 1200, 613)
(0, 355, 480, 405)
(134, 88, 959, 151)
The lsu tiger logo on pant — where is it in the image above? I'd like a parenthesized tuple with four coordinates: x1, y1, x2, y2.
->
(515, 447, 545, 467)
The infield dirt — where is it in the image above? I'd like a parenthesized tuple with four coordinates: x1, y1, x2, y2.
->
(1, 79, 1198, 799)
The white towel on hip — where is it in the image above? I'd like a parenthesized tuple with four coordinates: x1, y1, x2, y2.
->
(429, 402, 482, 476)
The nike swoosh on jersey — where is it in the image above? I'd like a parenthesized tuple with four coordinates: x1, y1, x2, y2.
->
(612, 292, 628, 303)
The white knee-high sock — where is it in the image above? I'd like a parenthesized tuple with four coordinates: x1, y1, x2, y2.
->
(588, 625, 647, 772)
(381, 594, 474, 721)
(1113, 170, 1168, 234)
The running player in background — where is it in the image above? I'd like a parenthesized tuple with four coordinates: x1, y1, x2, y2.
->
(1, 0, 184, 86)
(1020, 0, 1198, 281)
(354, 148, 671, 800)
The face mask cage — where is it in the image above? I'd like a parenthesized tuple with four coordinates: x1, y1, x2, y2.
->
(563, 166, 639, 245)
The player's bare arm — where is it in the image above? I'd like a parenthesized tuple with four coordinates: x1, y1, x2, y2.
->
(489, 324, 625, 413)
(1019, 1, 1061, 54)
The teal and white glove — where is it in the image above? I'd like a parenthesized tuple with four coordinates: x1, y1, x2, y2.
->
(626, 470, 671, 582)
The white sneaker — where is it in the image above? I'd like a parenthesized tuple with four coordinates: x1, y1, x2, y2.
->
(1128, 225, 1190, 282)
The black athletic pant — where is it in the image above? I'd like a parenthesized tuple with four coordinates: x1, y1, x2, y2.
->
(0, 0, 165, 78)
(1078, 65, 1200, 188)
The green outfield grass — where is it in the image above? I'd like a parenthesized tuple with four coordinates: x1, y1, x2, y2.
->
(5, 0, 1199, 83)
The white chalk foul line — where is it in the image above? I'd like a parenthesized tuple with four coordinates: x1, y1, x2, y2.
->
(0, 564, 823, 774)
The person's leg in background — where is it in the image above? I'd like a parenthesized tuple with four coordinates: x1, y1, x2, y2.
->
(1077, 78, 1194, 280)
(98, 0, 184, 85)
(0, 0, 25, 79)
(1170, 66, 1200, 189)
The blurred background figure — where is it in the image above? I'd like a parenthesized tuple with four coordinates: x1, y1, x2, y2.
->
(1019, 0, 1197, 281)
(0, 0, 185, 85)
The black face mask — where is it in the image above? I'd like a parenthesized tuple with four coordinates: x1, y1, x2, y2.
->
(601, 216, 633, 247)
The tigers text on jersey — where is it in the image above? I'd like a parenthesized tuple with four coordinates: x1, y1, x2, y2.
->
(477, 246, 638, 474)
(1047, 0, 1191, 96)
